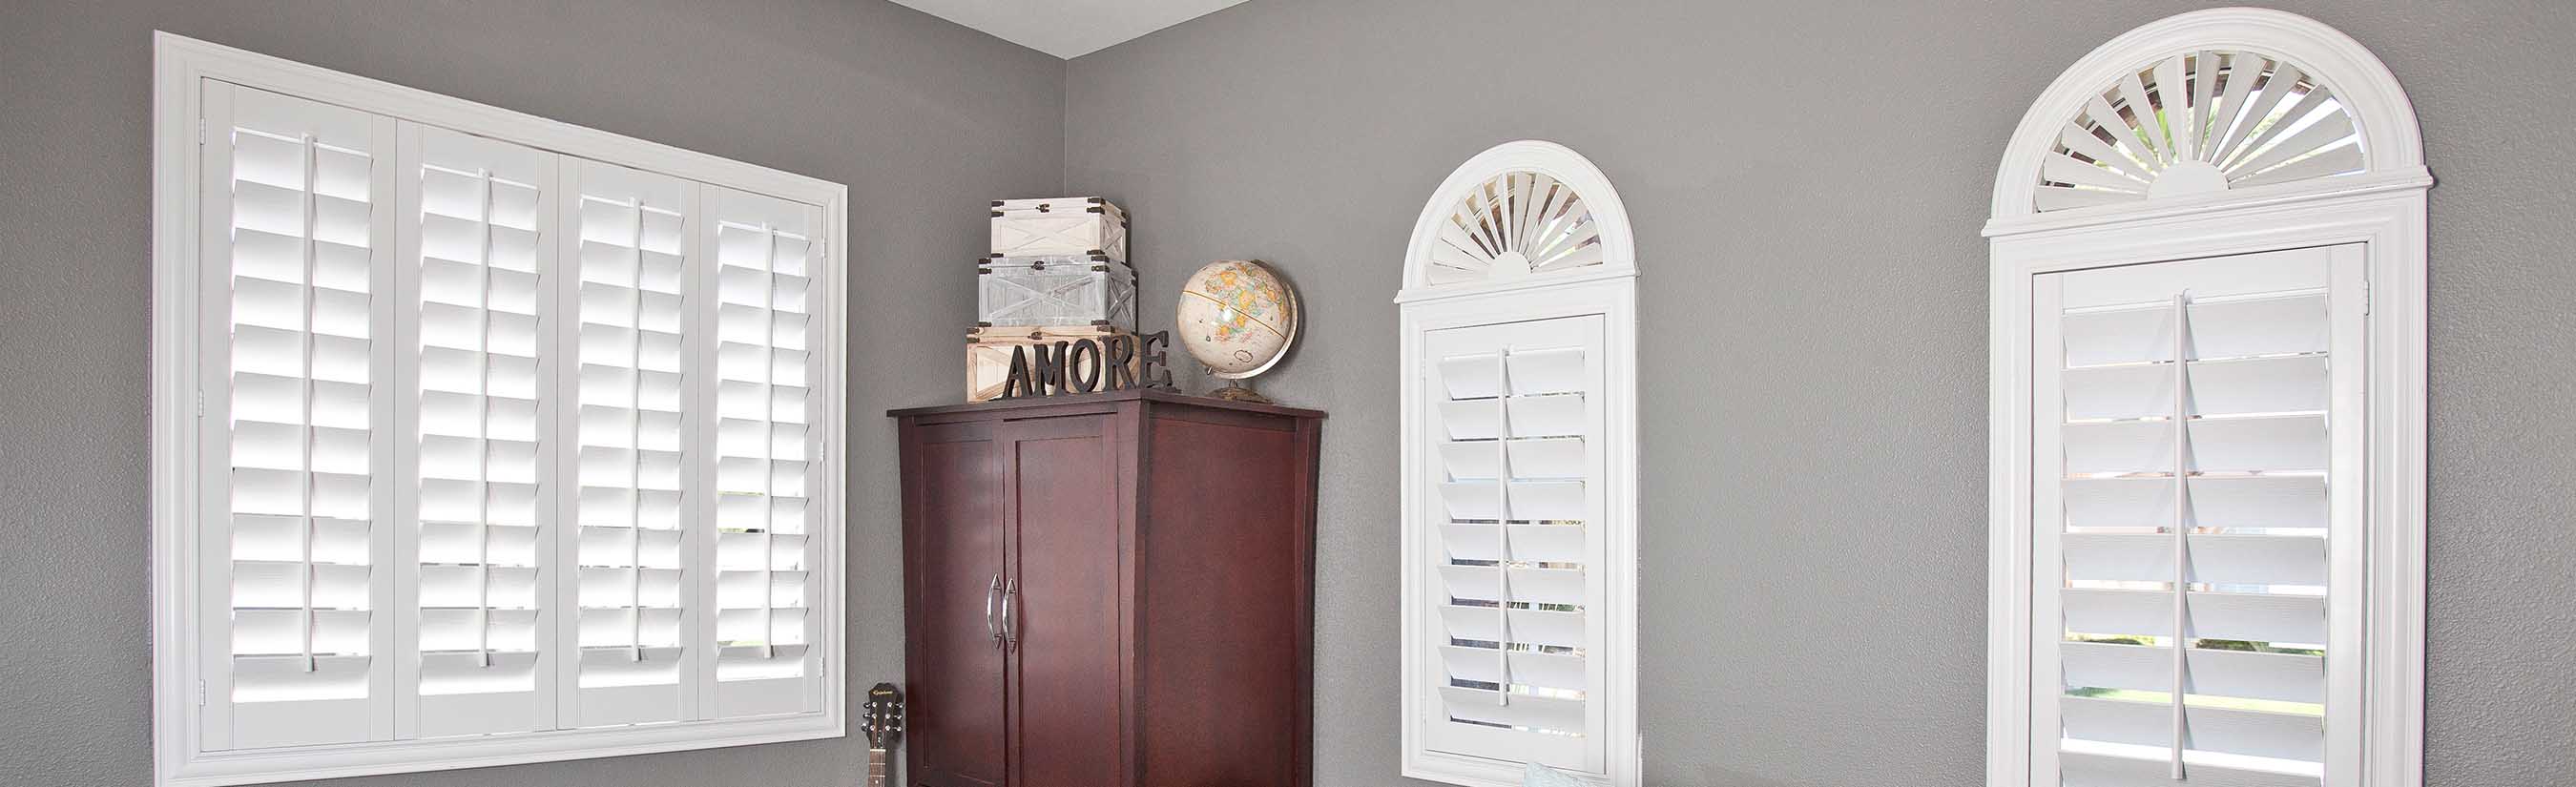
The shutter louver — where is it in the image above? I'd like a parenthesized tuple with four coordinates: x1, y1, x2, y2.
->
(2033, 246, 2361, 785)
(205, 82, 398, 750)
(1419, 317, 1606, 774)
(563, 161, 696, 727)
(400, 126, 559, 736)
(705, 187, 824, 717)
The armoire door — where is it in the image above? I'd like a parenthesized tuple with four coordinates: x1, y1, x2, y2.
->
(903, 421, 1008, 787)
(999, 415, 1127, 787)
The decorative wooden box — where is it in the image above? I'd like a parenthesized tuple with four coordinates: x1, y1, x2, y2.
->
(978, 254, 1138, 330)
(991, 197, 1128, 262)
(965, 324, 1141, 402)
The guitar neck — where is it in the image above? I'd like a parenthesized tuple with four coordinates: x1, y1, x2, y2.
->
(867, 745, 888, 787)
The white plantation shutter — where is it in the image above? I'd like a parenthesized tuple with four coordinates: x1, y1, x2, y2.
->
(197, 81, 401, 750)
(703, 187, 826, 717)
(559, 159, 699, 727)
(166, 52, 844, 781)
(1401, 142, 1637, 787)
(2030, 245, 2364, 785)
(396, 125, 560, 736)
(1418, 316, 1607, 774)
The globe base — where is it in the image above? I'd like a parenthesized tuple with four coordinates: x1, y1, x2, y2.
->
(1208, 383, 1273, 404)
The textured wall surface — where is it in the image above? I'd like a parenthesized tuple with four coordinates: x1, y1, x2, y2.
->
(1063, 1, 2576, 785)
(0, 2, 1060, 785)
(10, 1, 2574, 786)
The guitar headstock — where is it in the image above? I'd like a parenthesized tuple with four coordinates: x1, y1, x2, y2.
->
(861, 682, 905, 749)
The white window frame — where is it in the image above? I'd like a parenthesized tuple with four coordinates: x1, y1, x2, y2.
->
(1397, 140, 1641, 787)
(150, 32, 848, 786)
(1984, 10, 2426, 787)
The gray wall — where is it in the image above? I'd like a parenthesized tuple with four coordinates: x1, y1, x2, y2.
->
(9, 1, 2572, 786)
(1064, 1, 2576, 785)
(0, 2, 1060, 785)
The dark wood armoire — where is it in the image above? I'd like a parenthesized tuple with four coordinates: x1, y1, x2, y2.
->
(890, 389, 1323, 787)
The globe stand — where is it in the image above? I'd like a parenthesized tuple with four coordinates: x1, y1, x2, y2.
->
(1209, 383, 1272, 404)
(1204, 366, 1274, 404)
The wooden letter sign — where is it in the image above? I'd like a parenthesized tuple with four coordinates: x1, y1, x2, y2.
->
(1000, 330, 1173, 400)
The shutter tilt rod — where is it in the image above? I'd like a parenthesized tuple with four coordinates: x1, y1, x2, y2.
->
(760, 223, 779, 661)
(299, 133, 320, 674)
(629, 197, 648, 663)
(2168, 291, 2193, 779)
(475, 168, 495, 670)
(1490, 349, 1516, 707)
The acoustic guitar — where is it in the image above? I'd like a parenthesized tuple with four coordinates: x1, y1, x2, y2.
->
(861, 682, 905, 787)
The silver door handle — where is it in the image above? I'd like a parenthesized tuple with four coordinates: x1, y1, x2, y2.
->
(1001, 577, 1018, 650)
(985, 574, 1002, 645)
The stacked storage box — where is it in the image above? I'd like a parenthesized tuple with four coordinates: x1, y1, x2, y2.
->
(968, 197, 1135, 401)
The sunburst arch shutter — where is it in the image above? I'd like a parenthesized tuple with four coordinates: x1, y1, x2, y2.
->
(2035, 51, 2365, 212)
(1424, 172, 1605, 285)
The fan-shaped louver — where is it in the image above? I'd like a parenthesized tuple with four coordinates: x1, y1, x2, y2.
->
(2037, 51, 2363, 212)
(1426, 172, 1602, 284)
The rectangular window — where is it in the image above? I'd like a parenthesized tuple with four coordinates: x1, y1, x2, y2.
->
(156, 35, 844, 786)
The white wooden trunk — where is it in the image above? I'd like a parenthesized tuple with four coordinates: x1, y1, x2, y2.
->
(991, 197, 1127, 262)
(978, 255, 1137, 330)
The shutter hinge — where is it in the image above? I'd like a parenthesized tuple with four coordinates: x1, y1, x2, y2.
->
(2362, 276, 2373, 317)
(198, 118, 207, 146)
(196, 391, 206, 419)
(197, 680, 208, 706)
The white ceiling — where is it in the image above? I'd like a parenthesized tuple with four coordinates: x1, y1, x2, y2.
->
(892, 0, 1248, 59)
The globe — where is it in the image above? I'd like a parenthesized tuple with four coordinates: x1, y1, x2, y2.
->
(1175, 259, 1298, 394)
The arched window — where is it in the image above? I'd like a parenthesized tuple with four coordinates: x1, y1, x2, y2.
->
(1398, 140, 1639, 787)
(1986, 10, 2427, 787)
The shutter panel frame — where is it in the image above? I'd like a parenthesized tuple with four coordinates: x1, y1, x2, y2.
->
(393, 123, 563, 738)
(2027, 244, 2370, 786)
(558, 157, 702, 729)
(701, 185, 828, 718)
(1413, 313, 1619, 780)
(196, 80, 404, 752)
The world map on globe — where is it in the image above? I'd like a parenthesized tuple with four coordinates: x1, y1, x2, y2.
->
(1176, 259, 1298, 379)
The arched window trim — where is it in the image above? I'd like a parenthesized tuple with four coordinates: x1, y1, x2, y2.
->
(1987, 7, 2430, 238)
(1985, 10, 2425, 787)
(1397, 140, 1640, 787)
(1397, 140, 1638, 302)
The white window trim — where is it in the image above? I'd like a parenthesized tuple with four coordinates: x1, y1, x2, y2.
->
(1397, 140, 1641, 787)
(151, 31, 849, 786)
(1984, 10, 2425, 787)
